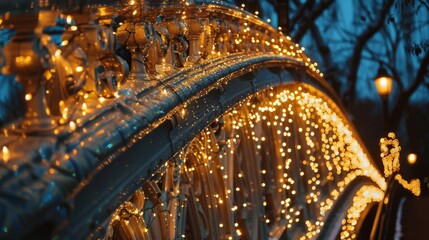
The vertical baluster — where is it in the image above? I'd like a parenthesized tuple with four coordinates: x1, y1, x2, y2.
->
(116, 1, 153, 82)
(3, 13, 57, 131)
(184, 0, 203, 65)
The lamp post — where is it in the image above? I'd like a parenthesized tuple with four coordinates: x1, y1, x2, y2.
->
(374, 65, 393, 131)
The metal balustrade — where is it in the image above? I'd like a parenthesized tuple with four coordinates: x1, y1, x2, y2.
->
(0, 1, 385, 239)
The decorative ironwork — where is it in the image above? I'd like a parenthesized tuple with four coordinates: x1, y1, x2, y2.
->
(106, 85, 385, 239)
(0, 1, 388, 239)
(0, 0, 320, 132)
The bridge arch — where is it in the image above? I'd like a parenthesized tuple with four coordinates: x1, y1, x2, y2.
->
(0, 1, 385, 239)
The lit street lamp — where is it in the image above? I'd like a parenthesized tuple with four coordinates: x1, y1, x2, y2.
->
(374, 65, 393, 131)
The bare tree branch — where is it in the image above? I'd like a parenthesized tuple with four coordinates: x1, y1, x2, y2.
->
(357, 0, 373, 22)
(289, 0, 315, 32)
(310, 25, 342, 92)
(344, 0, 395, 105)
(389, 51, 429, 130)
(292, 0, 335, 42)
(419, 0, 429, 10)
(388, 18, 406, 91)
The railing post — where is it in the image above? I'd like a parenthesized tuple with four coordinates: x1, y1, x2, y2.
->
(97, 6, 130, 97)
(184, 1, 204, 65)
(3, 13, 57, 131)
(116, 1, 154, 81)
(145, 2, 168, 76)
(63, 9, 108, 96)
(160, 1, 189, 73)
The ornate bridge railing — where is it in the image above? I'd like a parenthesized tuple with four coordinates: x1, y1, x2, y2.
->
(0, 1, 385, 239)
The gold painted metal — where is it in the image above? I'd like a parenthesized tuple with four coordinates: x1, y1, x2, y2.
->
(97, 6, 130, 97)
(64, 9, 110, 96)
(183, 1, 204, 65)
(0, 0, 324, 132)
(144, 1, 168, 76)
(108, 190, 151, 240)
(0, 3, 386, 240)
(159, 1, 189, 73)
(3, 12, 57, 131)
(44, 14, 88, 116)
(116, 0, 154, 81)
(106, 85, 386, 240)
(197, 13, 219, 60)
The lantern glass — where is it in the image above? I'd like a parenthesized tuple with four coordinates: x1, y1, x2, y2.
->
(374, 75, 393, 97)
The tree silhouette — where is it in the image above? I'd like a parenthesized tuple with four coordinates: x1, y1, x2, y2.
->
(232, 0, 429, 175)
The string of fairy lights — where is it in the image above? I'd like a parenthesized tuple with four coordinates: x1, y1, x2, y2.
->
(339, 185, 384, 240)
(0, 1, 421, 239)
(379, 133, 421, 197)
(0, 0, 323, 154)
(380, 133, 401, 178)
(107, 84, 388, 239)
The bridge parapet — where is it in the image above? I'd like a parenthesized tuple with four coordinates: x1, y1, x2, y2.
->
(0, 1, 384, 239)
(0, 0, 322, 131)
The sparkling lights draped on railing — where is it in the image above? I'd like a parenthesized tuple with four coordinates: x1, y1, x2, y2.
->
(0, 0, 322, 131)
(0, 1, 393, 239)
(106, 84, 386, 240)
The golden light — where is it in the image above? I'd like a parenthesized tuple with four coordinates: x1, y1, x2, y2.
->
(69, 121, 77, 131)
(25, 93, 32, 101)
(15, 56, 32, 65)
(2, 146, 9, 155)
(374, 66, 393, 98)
(407, 153, 417, 165)
(2, 2, 382, 238)
(380, 132, 400, 177)
(61, 40, 69, 47)
(395, 174, 421, 196)
(2, 146, 9, 163)
(66, 15, 72, 25)
(75, 66, 84, 73)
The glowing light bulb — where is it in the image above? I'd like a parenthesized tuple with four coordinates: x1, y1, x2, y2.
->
(75, 66, 84, 73)
(25, 93, 32, 101)
(66, 15, 72, 25)
(69, 121, 76, 131)
(2, 146, 9, 163)
(407, 153, 417, 165)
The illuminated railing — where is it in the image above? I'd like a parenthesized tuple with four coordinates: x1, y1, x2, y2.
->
(0, 0, 322, 132)
(104, 84, 386, 240)
(0, 1, 387, 239)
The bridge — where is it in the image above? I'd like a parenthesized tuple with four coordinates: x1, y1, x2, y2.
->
(0, 1, 411, 239)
